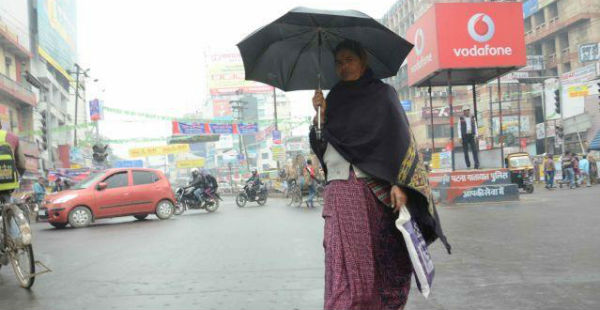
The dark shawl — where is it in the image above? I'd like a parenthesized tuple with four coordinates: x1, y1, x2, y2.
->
(310, 69, 451, 253)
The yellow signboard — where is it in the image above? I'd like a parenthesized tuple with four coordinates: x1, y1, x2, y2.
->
(568, 85, 589, 98)
(129, 144, 190, 158)
(271, 145, 286, 160)
(176, 158, 206, 169)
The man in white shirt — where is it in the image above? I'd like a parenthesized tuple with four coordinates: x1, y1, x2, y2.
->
(458, 106, 480, 169)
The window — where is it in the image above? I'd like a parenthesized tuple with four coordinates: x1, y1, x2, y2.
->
(262, 153, 269, 159)
(133, 171, 159, 185)
(427, 124, 453, 139)
(103, 171, 129, 189)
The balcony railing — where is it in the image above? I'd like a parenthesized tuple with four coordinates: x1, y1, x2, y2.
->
(526, 13, 594, 45)
(0, 21, 32, 59)
(0, 73, 36, 106)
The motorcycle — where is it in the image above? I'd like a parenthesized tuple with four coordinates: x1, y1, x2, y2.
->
(13, 192, 42, 222)
(236, 182, 268, 207)
(174, 186, 222, 215)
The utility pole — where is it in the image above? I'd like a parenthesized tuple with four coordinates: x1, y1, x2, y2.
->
(68, 64, 89, 147)
(273, 87, 280, 170)
(230, 99, 250, 171)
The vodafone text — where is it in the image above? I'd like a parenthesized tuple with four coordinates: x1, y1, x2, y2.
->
(453, 44, 513, 57)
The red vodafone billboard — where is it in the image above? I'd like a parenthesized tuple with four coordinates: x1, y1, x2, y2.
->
(407, 2, 526, 87)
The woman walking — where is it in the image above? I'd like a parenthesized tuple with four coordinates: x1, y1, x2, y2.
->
(310, 40, 450, 310)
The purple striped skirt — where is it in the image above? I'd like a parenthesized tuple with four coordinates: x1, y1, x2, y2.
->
(323, 172, 412, 310)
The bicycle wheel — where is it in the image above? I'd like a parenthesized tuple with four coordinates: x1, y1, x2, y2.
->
(2, 207, 35, 288)
(293, 188, 303, 208)
(9, 244, 35, 288)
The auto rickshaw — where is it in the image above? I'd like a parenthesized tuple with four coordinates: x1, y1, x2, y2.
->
(505, 152, 535, 193)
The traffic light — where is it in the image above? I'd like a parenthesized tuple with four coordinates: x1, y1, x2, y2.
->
(556, 126, 564, 139)
(40, 110, 48, 150)
(92, 143, 109, 164)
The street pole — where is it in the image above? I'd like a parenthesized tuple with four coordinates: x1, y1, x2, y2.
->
(517, 83, 522, 151)
(541, 81, 548, 153)
(488, 84, 494, 149)
(447, 71, 455, 171)
(428, 84, 435, 152)
(231, 100, 251, 172)
(73, 64, 81, 147)
(558, 79, 565, 154)
(498, 74, 504, 167)
(273, 87, 280, 170)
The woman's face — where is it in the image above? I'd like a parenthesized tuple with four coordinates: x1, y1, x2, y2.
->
(335, 49, 366, 81)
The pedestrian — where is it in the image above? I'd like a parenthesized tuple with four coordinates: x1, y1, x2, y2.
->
(573, 153, 581, 186)
(33, 177, 46, 204)
(588, 151, 598, 184)
(310, 39, 449, 310)
(562, 152, 576, 189)
(305, 159, 316, 208)
(543, 154, 555, 189)
(53, 177, 64, 192)
(579, 155, 591, 187)
(458, 106, 480, 169)
(63, 179, 71, 190)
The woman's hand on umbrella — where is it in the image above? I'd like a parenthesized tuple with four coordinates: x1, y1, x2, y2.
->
(312, 90, 326, 125)
(390, 185, 408, 213)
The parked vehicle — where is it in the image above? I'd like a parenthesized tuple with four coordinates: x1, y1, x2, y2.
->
(174, 186, 221, 215)
(43, 168, 176, 229)
(505, 152, 535, 194)
(236, 182, 268, 207)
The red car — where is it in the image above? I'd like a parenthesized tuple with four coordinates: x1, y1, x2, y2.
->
(44, 168, 176, 228)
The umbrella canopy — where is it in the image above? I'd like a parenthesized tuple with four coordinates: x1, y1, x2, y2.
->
(237, 7, 413, 91)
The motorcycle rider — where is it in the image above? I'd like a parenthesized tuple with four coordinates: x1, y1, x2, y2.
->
(246, 169, 262, 200)
(201, 170, 218, 198)
(189, 168, 206, 203)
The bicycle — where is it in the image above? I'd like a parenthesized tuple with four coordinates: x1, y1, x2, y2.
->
(0, 202, 51, 288)
(314, 179, 325, 207)
(287, 180, 303, 208)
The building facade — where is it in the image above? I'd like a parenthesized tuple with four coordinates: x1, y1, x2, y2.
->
(0, 0, 40, 186)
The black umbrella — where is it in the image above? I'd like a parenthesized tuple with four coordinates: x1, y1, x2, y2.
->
(237, 7, 413, 91)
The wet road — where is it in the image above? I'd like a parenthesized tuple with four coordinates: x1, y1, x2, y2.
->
(1, 185, 599, 310)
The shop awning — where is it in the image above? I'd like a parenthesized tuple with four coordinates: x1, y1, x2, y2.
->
(590, 130, 600, 151)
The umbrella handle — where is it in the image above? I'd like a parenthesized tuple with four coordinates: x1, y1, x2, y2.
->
(317, 106, 322, 139)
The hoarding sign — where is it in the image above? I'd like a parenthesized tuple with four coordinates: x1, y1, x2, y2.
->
(579, 43, 600, 63)
(436, 3, 526, 69)
(114, 160, 144, 168)
(37, 0, 77, 79)
(522, 0, 539, 18)
(129, 144, 190, 158)
(422, 105, 463, 119)
(407, 2, 527, 87)
(401, 100, 413, 112)
(176, 158, 206, 169)
(89, 99, 102, 121)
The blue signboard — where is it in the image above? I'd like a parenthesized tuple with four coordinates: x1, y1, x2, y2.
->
(523, 0, 539, 19)
(114, 160, 144, 168)
(400, 100, 412, 112)
(272, 130, 282, 144)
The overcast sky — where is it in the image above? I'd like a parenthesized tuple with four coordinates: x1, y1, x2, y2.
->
(77, 0, 397, 158)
